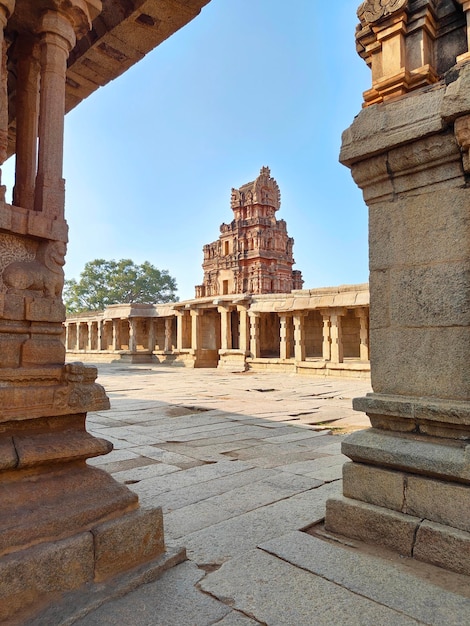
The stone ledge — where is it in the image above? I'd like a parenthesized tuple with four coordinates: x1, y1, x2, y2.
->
(341, 429, 470, 483)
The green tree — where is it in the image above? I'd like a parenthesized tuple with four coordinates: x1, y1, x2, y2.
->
(64, 259, 178, 313)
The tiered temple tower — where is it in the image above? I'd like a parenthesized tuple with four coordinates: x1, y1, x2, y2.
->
(196, 167, 303, 297)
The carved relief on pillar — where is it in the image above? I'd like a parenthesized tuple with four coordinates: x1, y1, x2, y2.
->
(0, 233, 65, 324)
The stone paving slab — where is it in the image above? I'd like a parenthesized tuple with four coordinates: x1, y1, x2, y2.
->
(48, 365, 469, 626)
(74, 561, 231, 626)
(259, 531, 470, 626)
(199, 549, 424, 626)
(164, 474, 323, 539)
(155, 467, 274, 513)
(179, 481, 342, 565)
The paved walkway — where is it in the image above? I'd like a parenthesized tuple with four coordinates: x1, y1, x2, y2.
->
(45, 365, 470, 625)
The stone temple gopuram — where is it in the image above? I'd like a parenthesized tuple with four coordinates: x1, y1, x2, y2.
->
(0, 1, 211, 623)
(195, 167, 303, 298)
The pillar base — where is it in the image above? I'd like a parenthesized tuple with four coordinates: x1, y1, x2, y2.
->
(0, 362, 178, 622)
(325, 422, 470, 576)
(217, 349, 248, 372)
(0, 506, 182, 624)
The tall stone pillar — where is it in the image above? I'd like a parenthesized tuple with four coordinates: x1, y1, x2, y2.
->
(128, 318, 137, 352)
(326, 0, 470, 576)
(164, 317, 173, 352)
(237, 305, 249, 353)
(190, 309, 201, 352)
(112, 318, 121, 351)
(356, 308, 369, 362)
(87, 321, 93, 351)
(0, 2, 179, 621)
(320, 312, 331, 361)
(97, 319, 104, 351)
(34, 11, 75, 215)
(13, 35, 40, 210)
(218, 305, 231, 350)
(293, 312, 306, 363)
(0, 0, 14, 172)
(279, 314, 292, 360)
(248, 311, 260, 358)
(328, 310, 344, 364)
(175, 311, 184, 351)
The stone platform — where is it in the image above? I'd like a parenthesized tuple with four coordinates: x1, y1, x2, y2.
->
(29, 365, 470, 625)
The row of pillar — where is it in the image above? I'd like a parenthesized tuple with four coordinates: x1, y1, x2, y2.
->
(65, 318, 174, 353)
(65, 307, 369, 364)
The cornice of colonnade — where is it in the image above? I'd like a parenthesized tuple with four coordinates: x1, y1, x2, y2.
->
(64, 284, 371, 324)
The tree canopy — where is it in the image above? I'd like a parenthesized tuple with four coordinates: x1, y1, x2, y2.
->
(64, 259, 178, 313)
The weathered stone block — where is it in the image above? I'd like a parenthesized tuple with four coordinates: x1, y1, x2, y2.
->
(0, 533, 94, 623)
(369, 189, 470, 272)
(325, 496, 419, 556)
(370, 327, 470, 400)
(413, 520, 470, 576)
(342, 462, 405, 511)
(406, 475, 470, 533)
(0, 466, 138, 556)
(0, 333, 27, 367)
(21, 336, 65, 366)
(93, 507, 165, 582)
(340, 88, 444, 166)
(389, 263, 470, 329)
(2, 294, 25, 320)
(25, 296, 66, 322)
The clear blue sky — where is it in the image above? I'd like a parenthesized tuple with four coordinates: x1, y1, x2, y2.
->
(3, 0, 371, 301)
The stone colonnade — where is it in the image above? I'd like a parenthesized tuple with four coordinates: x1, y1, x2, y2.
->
(65, 285, 370, 378)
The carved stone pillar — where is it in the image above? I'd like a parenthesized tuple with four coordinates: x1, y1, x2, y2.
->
(248, 311, 260, 358)
(190, 309, 201, 352)
(13, 35, 40, 210)
(34, 11, 76, 215)
(112, 318, 120, 351)
(0, 0, 14, 170)
(293, 312, 306, 363)
(329, 310, 344, 364)
(0, 2, 180, 620)
(175, 311, 184, 351)
(128, 318, 137, 352)
(279, 314, 293, 360)
(326, 4, 470, 576)
(97, 320, 104, 351)
(218, 305, 231, 350)
(87, 321, 93, 351)
(237, 305, 249, 353)
(320, 312, 331, 361)
(356, 307, 369, 361)
(164, 317, 173, 352)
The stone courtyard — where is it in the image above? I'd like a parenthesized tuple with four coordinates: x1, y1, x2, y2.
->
(31, 364, 470, 625)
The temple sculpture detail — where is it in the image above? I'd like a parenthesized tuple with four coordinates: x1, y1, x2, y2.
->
(195, 167, 303, 297)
